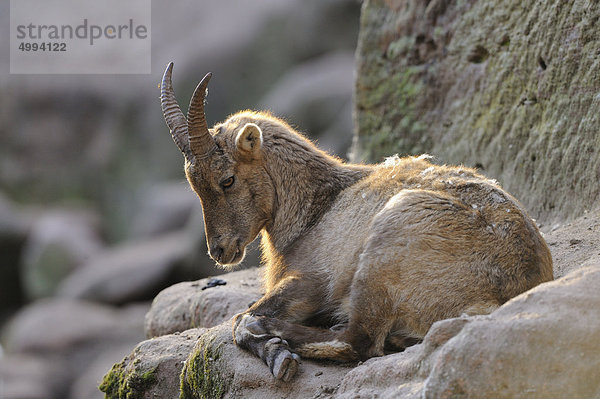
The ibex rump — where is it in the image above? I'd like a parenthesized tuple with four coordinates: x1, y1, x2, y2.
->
(160, 63, 553, 381)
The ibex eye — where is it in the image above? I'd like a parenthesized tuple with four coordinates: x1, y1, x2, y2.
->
(221, 176, 235, 189)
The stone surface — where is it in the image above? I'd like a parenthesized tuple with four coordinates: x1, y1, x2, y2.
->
(353, 0, 600, 225)
(542, 207, 600, 278)
(336, 263, 600, 399)
(99, 328, 206, 399)
(144, 267, 263, 338)
(57, 231, 192, 305)
(20, 209, 103, 300)
(180, 323, 353, 399)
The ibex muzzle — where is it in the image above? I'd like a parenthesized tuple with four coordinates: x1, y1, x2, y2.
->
(160, 63, 554, 381)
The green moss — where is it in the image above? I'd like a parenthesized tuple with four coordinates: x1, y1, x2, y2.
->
(99, 358, 157, 399)
(179, 337, 227, 399)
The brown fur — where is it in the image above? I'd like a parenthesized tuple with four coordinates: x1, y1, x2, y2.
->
(178, 110, 553, 379)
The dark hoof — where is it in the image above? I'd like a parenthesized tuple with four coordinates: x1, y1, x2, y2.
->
(266, 337, 301, 381)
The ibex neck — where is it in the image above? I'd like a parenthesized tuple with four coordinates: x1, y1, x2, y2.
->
(260, 136, 370, 256)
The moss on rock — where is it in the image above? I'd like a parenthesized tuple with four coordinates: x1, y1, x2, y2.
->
(179, 335, 227, 399)
(99, 355, 157, 399)
(353, 0, 600, 224)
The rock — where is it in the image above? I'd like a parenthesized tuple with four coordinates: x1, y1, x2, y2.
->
(124, 260, 600, 398)
(145, 267, 263, 338)
(2, 300, 147, 399)
(335, 263, 600, 398)
(69, 345, 138, 399)
(353, 0, 600, 224)
(0, 354, 70, 399)
(21, 209, 103, 300)
(259, 52, 355, 157)
(3, 299, 146, 355)
(57, 231, 192, 305)
(131, 181, 198, 238)
(543, 207, 600, 278)
(180, 323, 353, 399)
(100, 328, 206, 399)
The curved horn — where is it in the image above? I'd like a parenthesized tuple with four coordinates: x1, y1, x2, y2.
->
(187, 72, 215, 157)
(160, 62, 193, 159)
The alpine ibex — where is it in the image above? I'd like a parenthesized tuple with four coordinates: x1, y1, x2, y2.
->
(160, 63, 553, 381)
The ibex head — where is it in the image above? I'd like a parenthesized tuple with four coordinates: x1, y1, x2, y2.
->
(160, 63, 274, 266)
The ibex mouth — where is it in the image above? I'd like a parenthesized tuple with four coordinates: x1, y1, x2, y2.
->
(213, 245, 245, 266)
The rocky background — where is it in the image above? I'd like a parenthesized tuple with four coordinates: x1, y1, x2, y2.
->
(2, 0, 600, 398)
(0, 1, 361, 398)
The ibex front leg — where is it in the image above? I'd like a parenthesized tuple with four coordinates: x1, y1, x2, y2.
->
(232, 275, 321, 381)
(234, 313, 301, 381)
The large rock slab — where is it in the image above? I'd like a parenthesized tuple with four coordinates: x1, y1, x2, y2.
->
(144, 267, 263, 338)
(353, 0, 600, 225)
(335, 263, 600, 398)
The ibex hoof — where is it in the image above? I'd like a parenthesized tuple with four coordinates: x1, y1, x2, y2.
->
(265, 337, 301, 381)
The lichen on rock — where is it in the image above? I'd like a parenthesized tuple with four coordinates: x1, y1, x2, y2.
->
(353, 0, 600, 225)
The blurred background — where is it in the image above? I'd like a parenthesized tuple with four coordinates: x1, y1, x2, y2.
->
(0, 1, 362, 398)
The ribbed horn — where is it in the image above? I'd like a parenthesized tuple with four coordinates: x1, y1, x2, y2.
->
(187, 72, 215, 157)
(160, 62, 193, 160)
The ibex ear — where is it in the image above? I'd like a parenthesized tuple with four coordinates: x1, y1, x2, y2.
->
(235, 123, 263, 156)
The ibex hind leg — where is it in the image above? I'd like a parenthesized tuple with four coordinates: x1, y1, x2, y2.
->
(233, 313, 300, 381)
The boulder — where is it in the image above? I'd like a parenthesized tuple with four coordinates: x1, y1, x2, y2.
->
(57, 231, 192, 305)
(131, 181, 198, 239)
(69, 344, 142, 399)
(353, 0, 600, 225)
(2, 300, 147, 399)
(144, 267, 263, 338)
(259, 52, 356, 157)
(20, 209, 103, 300)
(337, 263, 600, 398)
(0, 354, 70, 399)
(99, 328, 206, 399)
(3, 299, 146, 355)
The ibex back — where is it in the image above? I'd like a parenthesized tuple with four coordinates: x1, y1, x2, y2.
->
(160, 63, 553, 381)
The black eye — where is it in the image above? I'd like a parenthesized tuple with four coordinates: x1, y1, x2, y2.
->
(221, 176, 235, 189)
